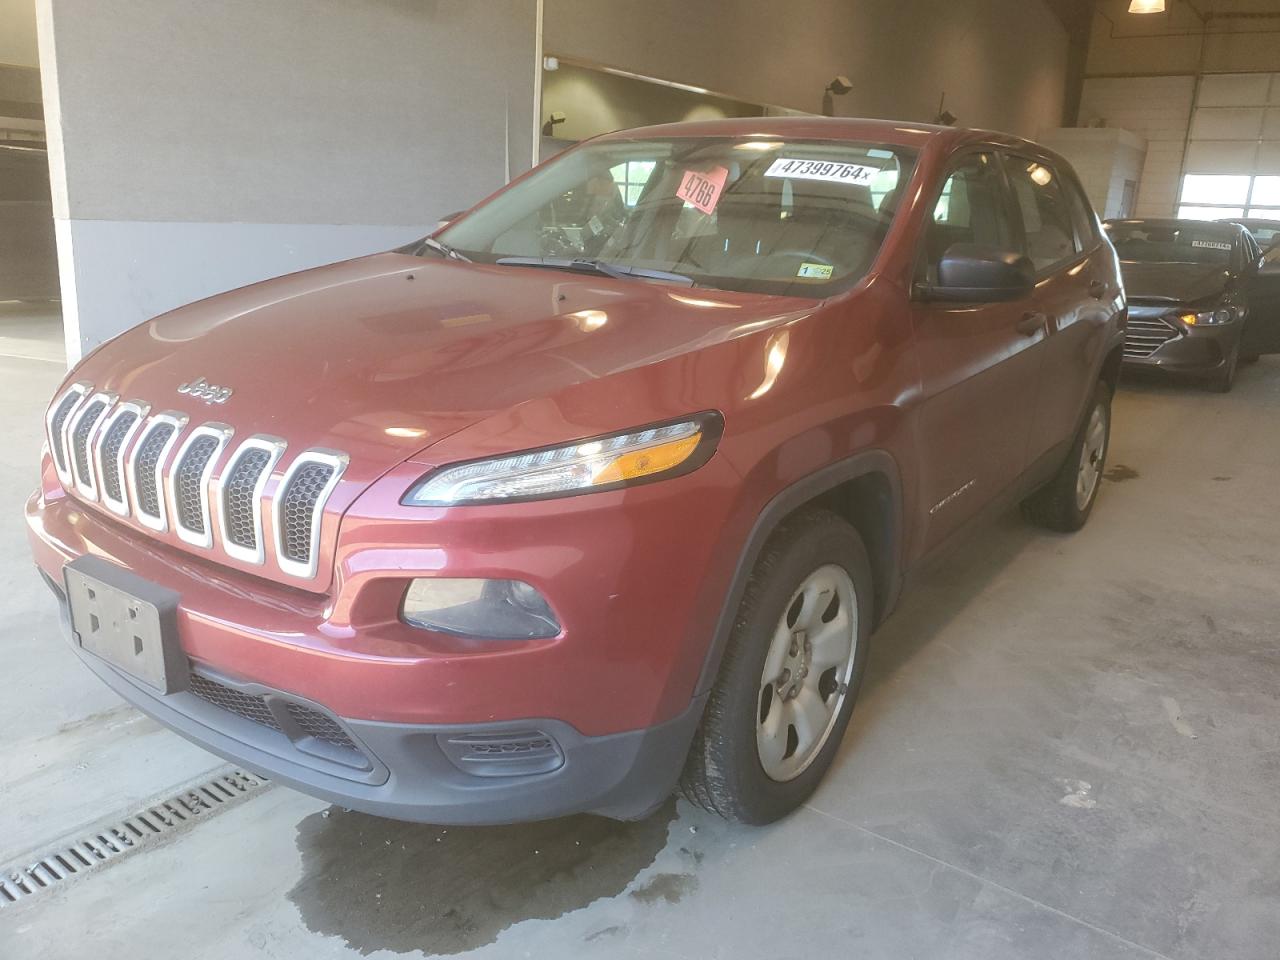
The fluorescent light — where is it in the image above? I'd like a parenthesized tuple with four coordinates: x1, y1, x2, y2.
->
(1128, 0, 1165, 13)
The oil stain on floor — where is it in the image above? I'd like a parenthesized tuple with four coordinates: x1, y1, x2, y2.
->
(288, 800, 677, 956)
(1104, 464, 1140, 482)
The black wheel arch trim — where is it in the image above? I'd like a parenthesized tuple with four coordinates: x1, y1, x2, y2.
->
(693, 448, 905, 697)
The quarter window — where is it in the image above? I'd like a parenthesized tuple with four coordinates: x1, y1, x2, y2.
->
(1005, 158, 1082, 272)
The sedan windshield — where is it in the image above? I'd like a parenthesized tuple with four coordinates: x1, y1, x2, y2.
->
(1106, 222, 1236, 266)
(434, 137, 917, 297)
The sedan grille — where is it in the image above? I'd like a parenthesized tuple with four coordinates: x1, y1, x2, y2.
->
(1124, 314, 1181, 360)
(44, 384, 344, 582)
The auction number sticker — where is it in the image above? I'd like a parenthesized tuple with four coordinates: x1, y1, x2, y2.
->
(797, 263, 834, 279)
(765, 158, 880, 185)
(1191, 240, 1232, 251)
(677, 165, 729, 214)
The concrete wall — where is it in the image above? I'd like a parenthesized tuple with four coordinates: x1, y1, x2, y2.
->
(37, 0, 539, 361)
(544, 0, 1072, 140)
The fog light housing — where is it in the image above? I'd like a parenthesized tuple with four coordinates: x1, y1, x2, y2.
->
(401, 579, 560, 640)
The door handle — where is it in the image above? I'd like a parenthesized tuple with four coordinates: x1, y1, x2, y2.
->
(1089, 280, 1108, 299)
(1016, 312, 1047, 336)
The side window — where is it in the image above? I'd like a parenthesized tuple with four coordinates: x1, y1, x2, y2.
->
(1063, 175, 1098, 250)
(922, 153, 1014, 282)
(1005, 157, 1082, 273)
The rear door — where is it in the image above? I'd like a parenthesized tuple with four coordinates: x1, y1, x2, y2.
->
(910, 151, 1046, 552)
(1241, 233, 1280, 356)
(1002, 153, 1113, 463)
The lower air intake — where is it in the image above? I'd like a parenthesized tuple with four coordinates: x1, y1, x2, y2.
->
(439, 730, 565, 778)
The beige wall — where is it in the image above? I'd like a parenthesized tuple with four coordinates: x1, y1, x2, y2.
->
(0, 0, 39, 67)
(1087, 0, 1280, 77)
(541, 63, 763, 143)
(544, 0, 1071, 140)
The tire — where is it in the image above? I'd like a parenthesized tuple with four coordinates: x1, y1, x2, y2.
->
(1023, 380, 1112, 533)
(1207, 340, 1240, 393)
(680, 509, 873, 825)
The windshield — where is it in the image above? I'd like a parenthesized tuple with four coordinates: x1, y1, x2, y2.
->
(434, 137, 917, 297)
(1105, 222, 1236, 266)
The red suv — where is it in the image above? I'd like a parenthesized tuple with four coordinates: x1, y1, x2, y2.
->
(28, 119, 1125, 825)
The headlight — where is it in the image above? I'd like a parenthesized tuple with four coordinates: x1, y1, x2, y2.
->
(403, 412, 722, 505)
(1180, 307, 1235, 326)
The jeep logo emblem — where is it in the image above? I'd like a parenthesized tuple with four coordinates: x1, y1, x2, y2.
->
(178, 377, 233, 405)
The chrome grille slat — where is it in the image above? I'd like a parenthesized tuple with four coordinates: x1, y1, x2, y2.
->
(127, 414, 187, 531)
(96, 408, 142, 510)
(273, 451, 347, 580)
(217, 437, 286, 565)
(168, 424, 233, 548)
(69, 397, 110, 496)
(46, 382, 91, 485)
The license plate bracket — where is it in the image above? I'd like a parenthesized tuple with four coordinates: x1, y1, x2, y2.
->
(64, 556, 187, 694)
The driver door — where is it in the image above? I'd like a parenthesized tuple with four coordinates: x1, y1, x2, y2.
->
(1241, 237, 1280, 357)
(910, 151, 1047, 553)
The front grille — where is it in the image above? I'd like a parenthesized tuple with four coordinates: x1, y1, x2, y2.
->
(1124, 314, 1181, 359)
(174, 435, 220, 534)
(187, 673, 360, 755)
(71, 399, 108, 485)
(134, 423, 177, 518)
(284, 702, 355, 748)
(98, 411, 139, 504)
(46, 383, 344, 580)
(188, 673, 282, 732)
(222, 448, 272, 550)
(49, 391, 83, 473)
(280, 462, 336, 564)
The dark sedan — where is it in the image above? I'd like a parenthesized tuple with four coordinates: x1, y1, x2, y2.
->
(1105, 219, 1280, 392)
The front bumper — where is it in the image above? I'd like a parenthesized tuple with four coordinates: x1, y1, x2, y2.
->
(26, 444, 745, 823)
(40, 570, 704, 823)
(1122, 316, 1239, 375)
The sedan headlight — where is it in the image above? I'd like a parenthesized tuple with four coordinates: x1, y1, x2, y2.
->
(404, 413, 723, 506)
(1180, 307, 1236, 326)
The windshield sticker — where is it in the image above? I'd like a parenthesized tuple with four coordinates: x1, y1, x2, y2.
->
(797, 263, 834, 280)
(765, 158, 880, 185)
(1191, 240, 1232, 251)
(676, 166, 729, 214)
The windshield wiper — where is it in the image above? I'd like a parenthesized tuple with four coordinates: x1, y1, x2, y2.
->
(495, 257, 694, 287)
(417, 236, 471, 262)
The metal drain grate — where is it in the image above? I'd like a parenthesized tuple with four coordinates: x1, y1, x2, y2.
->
(0, 766, 269, 909)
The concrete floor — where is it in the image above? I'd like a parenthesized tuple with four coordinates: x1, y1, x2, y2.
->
(2, 305, 1279, 959)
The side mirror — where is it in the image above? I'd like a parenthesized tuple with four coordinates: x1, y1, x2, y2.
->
(923, 243, 1035, 303)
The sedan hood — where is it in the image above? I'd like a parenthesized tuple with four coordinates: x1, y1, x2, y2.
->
(1119, 261, 1231, 305)
(72, 253, 810, 477)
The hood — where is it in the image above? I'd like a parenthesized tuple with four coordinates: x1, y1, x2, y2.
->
(1118, 261, 1232, 305)
(72, 253, 811, 481)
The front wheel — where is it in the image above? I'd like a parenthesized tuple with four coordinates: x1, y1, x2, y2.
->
(1023, 380, 1112, 532)
(1207, 340, 1240, 393)
(681, 509, 872, 825)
